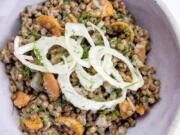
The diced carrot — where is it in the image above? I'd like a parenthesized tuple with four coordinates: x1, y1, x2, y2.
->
(36, 15, 63, 36)
(51, 27, 62, 36)
(86, 0, 114, 18)
(101, 0, 114, 18)
(119, 100, 133, 119)
(111, 21, 135, 41)
(22, 116, 43, 130)
(13, 91, 31, 108)
(68, 14, 78, 23)
(56, 116, 84, 135)
(134, 41, 147, 63)
(136, 105, 145, 115)
(43, 73, 60, 101)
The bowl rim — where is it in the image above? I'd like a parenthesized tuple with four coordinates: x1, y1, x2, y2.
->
(0, 1, 179, 135)
(156, 0, 180, 50)
(156, 1, 180, 134)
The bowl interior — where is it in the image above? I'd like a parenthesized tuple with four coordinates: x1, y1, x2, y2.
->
(125, 0, 180, 135)
(0, 0, 180, 135)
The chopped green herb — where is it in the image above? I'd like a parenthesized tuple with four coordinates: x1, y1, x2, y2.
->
(47, 113, 54, 119)
(123, 45, 129, 53)
(82, 46, 90, 59)
(111, 88, 122, 96)
(117, 13, 127, 19)
(52, 99, 61, 106)
(93, 93, 105, 101)
(26, 106, 42, 116)
(122, 41, 129, 53)
(23, 66, 31, 80)
(79, 12, 91, 23)
(71, 36, 79, 40)
(143, 96, 149, 103)
(111, 110, 121, 120)
(62, 12, 68, 20)
(33, 46, 43, 62)
(29, 32, 41, 40)
(110, 37, 121, 47)
(124, 28, 129, 35)
(96, 40, 104, 46)
(90, 17, 98, 24)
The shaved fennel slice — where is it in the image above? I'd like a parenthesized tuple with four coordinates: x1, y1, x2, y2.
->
(14, 36, 34, 58)
(14, 36, 20, 50)
(75, 22, 113, 91)
(14, 36, 79, 73)
(88, 22, 110, 47)
(87, 22, 112, 74)
(30, 72, 43, 91)
(14, 36, 47, 72)
(97, 47, 143, 90)
(75, 22, 121, 91)
(110, 68, 124, 82)
(65, 23, 96, 68)
(89, 46, 144, 91)
(20, 55, 33, 61)
(88, 22, 122, 77)
(15, 54, 47, 72)
(75, 65, 103, 91)
(97, 21, 105, 29)
(34, 36, 80, 74)
(58, 72, 127, 111)
(65, 23, 95, 47)
(15, 42, 34, 54)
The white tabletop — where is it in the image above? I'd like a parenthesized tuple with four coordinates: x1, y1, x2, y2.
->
(162, 0, 180, 27)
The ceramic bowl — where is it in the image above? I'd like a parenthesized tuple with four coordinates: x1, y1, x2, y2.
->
(0, 0, 179, 135)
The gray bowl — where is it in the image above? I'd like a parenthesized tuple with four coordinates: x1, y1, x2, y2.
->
(0, 0, 179, 135)
(126, 1, 180, 135)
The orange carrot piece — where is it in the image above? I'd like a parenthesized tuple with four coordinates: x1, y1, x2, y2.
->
(86, 0, 114, 18)
(134, 41, 147, 63)
(136, 105, 145, 115)
(36, 15, 63, 36)
(22, 116, 43, 130)
(101, 0, 114, 18)
(43, 73, 60, 101)
(56, 116, 84, 135)
(68, 14, 78, 23)
(119, 100, 133, 119)
(13, 91, 31, 108)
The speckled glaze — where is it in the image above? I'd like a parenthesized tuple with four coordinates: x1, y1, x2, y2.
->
(0, 0, 179, 135)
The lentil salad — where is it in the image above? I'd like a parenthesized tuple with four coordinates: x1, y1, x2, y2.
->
(0, 0, 161, 135)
